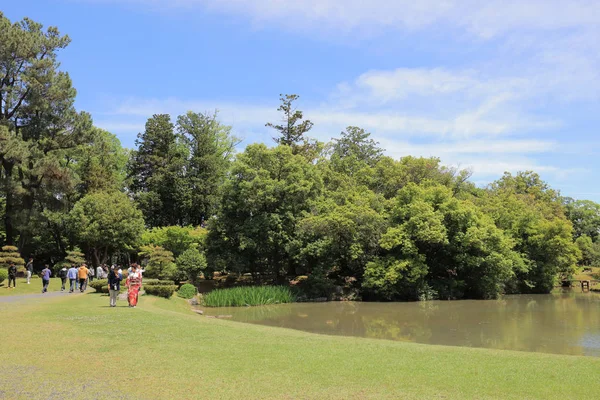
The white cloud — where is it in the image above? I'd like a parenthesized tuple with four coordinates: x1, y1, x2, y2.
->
(100, 0, 599, 39)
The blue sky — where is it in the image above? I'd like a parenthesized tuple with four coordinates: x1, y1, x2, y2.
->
(5, 0, 600, 201)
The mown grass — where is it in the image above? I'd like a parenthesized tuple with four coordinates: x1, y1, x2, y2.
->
(203, 285, 296, 307)
(1, 292, 600, 399)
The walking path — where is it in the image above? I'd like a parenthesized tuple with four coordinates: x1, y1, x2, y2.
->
(0, 291, 85, 303)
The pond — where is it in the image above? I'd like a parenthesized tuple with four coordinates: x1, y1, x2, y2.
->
(203, 291, 600, 357)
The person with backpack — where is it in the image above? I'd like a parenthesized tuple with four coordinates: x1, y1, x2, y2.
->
(59, 265, 68, 292)
(7, 262, 17, 289)
(41, 265, 52, 293)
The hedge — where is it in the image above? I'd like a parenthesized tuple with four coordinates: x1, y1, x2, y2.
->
(142, 279, 175, 286)
(0, 269, 7, 283)
(144, 284, 177, 299)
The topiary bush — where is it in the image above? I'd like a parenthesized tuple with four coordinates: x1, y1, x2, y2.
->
(0, 246, 25, 270)
(144, 284, 177, 298)
(88, 279, 108, 292)
(0, 269, 8, 284)
(177, 283, 197, 299)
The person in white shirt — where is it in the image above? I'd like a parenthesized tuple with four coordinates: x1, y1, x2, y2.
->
(97, 265, 104, 280)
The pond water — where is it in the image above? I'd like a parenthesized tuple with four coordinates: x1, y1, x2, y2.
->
(203, 292, 600, 357)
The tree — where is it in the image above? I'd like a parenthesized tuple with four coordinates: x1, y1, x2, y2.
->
(296, 188, 387, 283)
(74, 128, 128, 194)
(177, 111, 240, 225)
(363, 183, 522, 300)
(207, 144, 322, 282)
(139, 245, 176, 280)
(176, 248, 207, 284)
(480, 176, 580, 293)
(371, 156, 472, 199)
(331, 126, 383, 169)
(266, 94, 316, 156)
(0, 13, 93, 246)
(128, 114, 186, 227)
(63, 248, 85, 265)
(141, 225, 207, 258)
(563, 199, 600, 241)
(575, 235, 600, 267)
(69, 191, 145, 267)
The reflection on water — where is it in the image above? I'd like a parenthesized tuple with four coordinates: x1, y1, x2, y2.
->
(203, 292, 600, 356)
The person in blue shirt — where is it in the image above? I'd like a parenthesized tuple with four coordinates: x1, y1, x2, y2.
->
(67, 264, 78, 293)
(41, 264, 51, 293)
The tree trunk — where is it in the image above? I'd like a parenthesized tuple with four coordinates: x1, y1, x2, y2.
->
(2, 160, 15, 245)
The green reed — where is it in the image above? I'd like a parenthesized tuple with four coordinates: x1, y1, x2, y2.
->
(202, 285, 296, 307)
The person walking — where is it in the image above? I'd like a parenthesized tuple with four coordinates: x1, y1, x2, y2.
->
(78, 264, 89, 293)
(88, 266, 95, 282)
(97, 265, 104, 280)
(41, 264, 52, 293)
(126, 264, 142, 308)
(26, 258, 34, 284)
(59, 265, 68, 291)
(7, 262, 17, 289)
(67, 264, 78, 293)
(108, 266, 122, 307)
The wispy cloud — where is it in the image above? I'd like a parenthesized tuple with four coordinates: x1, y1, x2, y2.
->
(93, 0, 599, 39)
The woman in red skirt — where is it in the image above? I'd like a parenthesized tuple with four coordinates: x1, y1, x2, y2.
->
(126, 264, 143, 307)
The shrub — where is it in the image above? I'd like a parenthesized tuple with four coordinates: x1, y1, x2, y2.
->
(144, 284, 177, 298)
(88, 279, 108, 292)
(0, 269, 7, 284)
(177, 283, 197, 299)
(202, 286, 296, 307)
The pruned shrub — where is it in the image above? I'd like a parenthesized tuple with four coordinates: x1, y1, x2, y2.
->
(89, 279, 108, 292)
(177, 283, 197, 299)
(0, 246, 25, 269)
(0, 269, 8, 284)
(144, 284, 177, 298)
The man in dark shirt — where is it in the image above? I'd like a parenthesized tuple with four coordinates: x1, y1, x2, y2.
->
(26, 258, 34, 284)
(8, 262, 17, 288)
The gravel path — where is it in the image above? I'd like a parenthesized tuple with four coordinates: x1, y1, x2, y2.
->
(0, 291, 86, 303)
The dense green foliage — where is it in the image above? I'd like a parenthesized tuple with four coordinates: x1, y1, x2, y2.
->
(1, 13, 599, 301)
(203, 286, 296, 307)
(0, 268, 7, 283)
(177, 283, 197, 299)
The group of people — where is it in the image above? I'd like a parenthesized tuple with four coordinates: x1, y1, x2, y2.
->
(5, 258, 144, 308)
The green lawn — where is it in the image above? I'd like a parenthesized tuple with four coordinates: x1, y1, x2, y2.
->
(1, 292, 599, 399)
